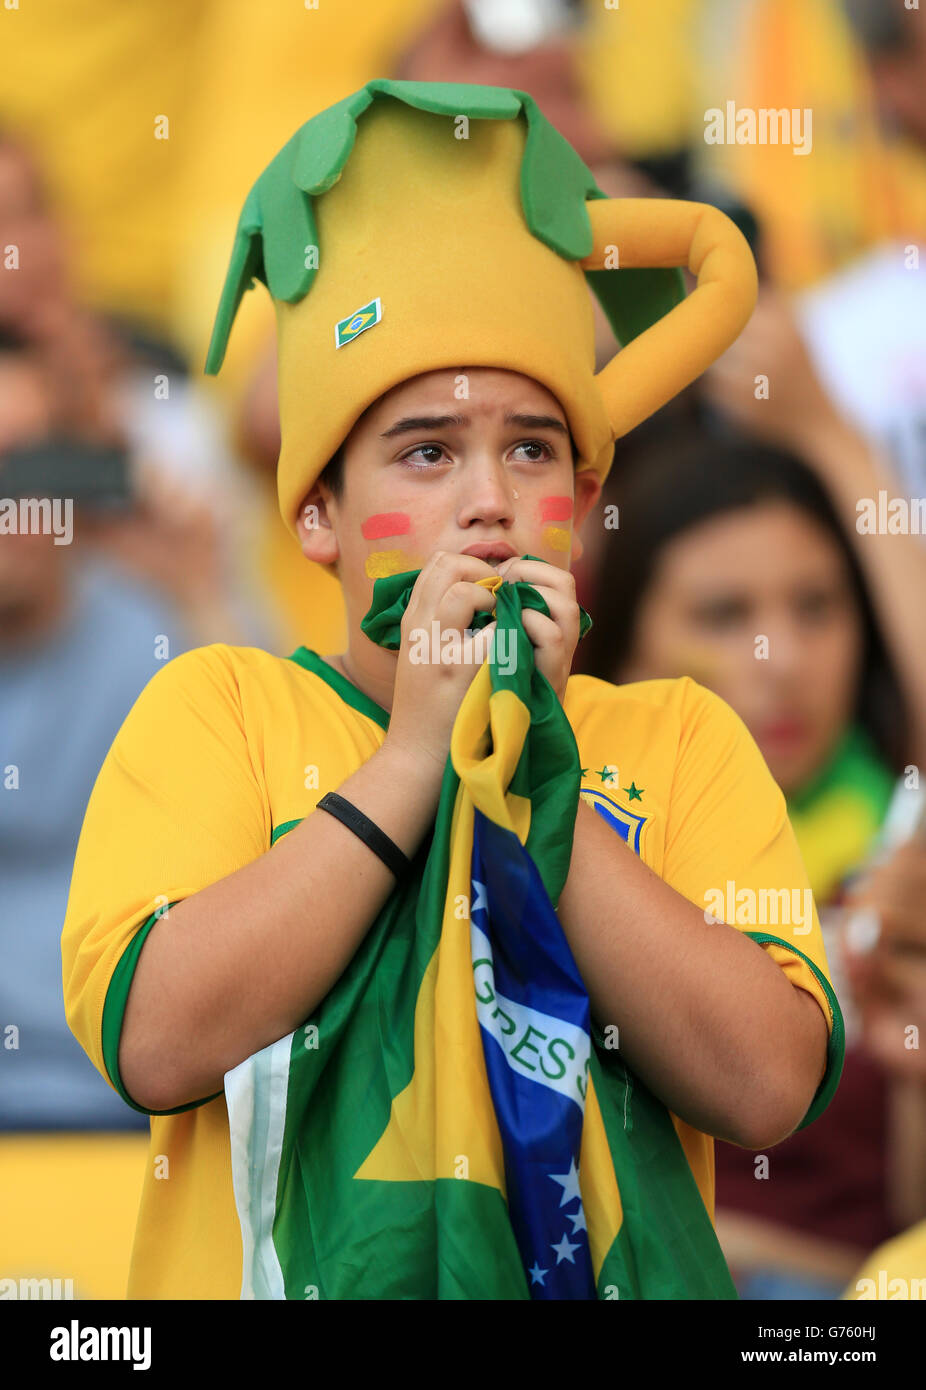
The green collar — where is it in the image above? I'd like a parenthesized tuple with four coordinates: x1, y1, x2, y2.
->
(786, 724, 893, 818)
(288, 647, 390, 733)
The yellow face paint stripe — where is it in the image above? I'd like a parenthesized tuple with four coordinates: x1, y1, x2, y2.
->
(543, 525, 571, 552)
(365, 549, 415, 579)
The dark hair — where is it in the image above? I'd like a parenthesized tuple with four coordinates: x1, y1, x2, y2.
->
(318, 443, 346, 500)
(842, 0, 907, 54)
(0, 322, 35, 355)
(582, 424, 909, 772)
(317, 395, 376, 501)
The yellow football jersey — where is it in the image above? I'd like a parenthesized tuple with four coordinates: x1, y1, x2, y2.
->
(62, 643, 842, 1298)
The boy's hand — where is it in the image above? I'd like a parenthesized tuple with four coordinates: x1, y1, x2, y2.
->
(384, 550, 500, 771)
(495, 556, 579, 704)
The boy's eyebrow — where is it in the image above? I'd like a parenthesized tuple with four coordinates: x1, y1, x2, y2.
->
(505, 413, 569, 436)
(379, 411, 569, 439)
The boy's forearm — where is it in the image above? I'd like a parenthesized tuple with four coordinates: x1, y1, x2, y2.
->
(556, 799, 828, 1148)
(118, 740, 445, 1112)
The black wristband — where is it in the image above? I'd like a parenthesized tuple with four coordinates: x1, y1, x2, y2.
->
(316, 791, 413, 880)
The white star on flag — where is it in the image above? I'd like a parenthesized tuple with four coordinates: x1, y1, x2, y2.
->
(551, 1232, 581, 1265)
(528, 1262, 548, 1286)
(472, 880, 488, 915)
(548, 1157, 582, 1207)
(567, 1206, 588, 1235)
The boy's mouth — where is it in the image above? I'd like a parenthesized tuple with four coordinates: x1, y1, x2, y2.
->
(461, 542, 518, 566)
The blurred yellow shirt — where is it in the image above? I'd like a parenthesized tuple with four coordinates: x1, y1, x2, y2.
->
(845, 1219, 926, 1300)
(0, 0, 442, 348)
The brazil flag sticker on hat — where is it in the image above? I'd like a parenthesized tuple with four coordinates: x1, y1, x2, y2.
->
(335, 297, 382, 350)
(205, 78, 758, 538)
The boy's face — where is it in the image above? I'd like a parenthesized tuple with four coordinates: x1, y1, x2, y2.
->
(296, 368, 601, 618)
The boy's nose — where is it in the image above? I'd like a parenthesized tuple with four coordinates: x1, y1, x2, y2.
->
(456, 457, 518, 527)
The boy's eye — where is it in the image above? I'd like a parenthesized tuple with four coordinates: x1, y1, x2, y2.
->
(400, 444, 446, 468)
(398, 439, 556, 469)
(512, 440, 554, 462)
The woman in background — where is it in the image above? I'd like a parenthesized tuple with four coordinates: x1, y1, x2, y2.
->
(582, 423, 924, 1297)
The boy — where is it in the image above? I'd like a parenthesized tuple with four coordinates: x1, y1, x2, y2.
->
(62, 79, 843, 1299)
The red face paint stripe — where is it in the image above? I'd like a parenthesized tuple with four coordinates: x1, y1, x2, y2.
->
(539, 496, 573, 523)
(361, 512, 412, 540)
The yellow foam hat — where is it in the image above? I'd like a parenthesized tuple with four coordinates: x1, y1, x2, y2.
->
(205, 80, 757, 538)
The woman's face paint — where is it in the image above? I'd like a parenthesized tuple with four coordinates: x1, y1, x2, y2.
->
(539, 496, 573, 553)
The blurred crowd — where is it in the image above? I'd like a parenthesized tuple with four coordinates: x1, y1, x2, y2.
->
(1, 0, 925, 1299)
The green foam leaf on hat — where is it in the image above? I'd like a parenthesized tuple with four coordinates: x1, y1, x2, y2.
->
(204, 77, 684, 374)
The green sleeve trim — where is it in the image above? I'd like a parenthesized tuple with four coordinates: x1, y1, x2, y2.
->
(101, 904, 224, 1117)
(271, 819, 304, 845)
(744, 931, 846, 1131)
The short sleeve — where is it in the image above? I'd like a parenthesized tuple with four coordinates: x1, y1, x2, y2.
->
(61, 644, 271, 1115)
(660, 678, 845, 1131)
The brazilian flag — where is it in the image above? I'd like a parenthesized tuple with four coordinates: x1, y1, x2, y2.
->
(224, 561, 737, 1299)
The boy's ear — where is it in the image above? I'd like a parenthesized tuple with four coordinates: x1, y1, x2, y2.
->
(295, 483, 340, 567)
(570, 468, 603, 564)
